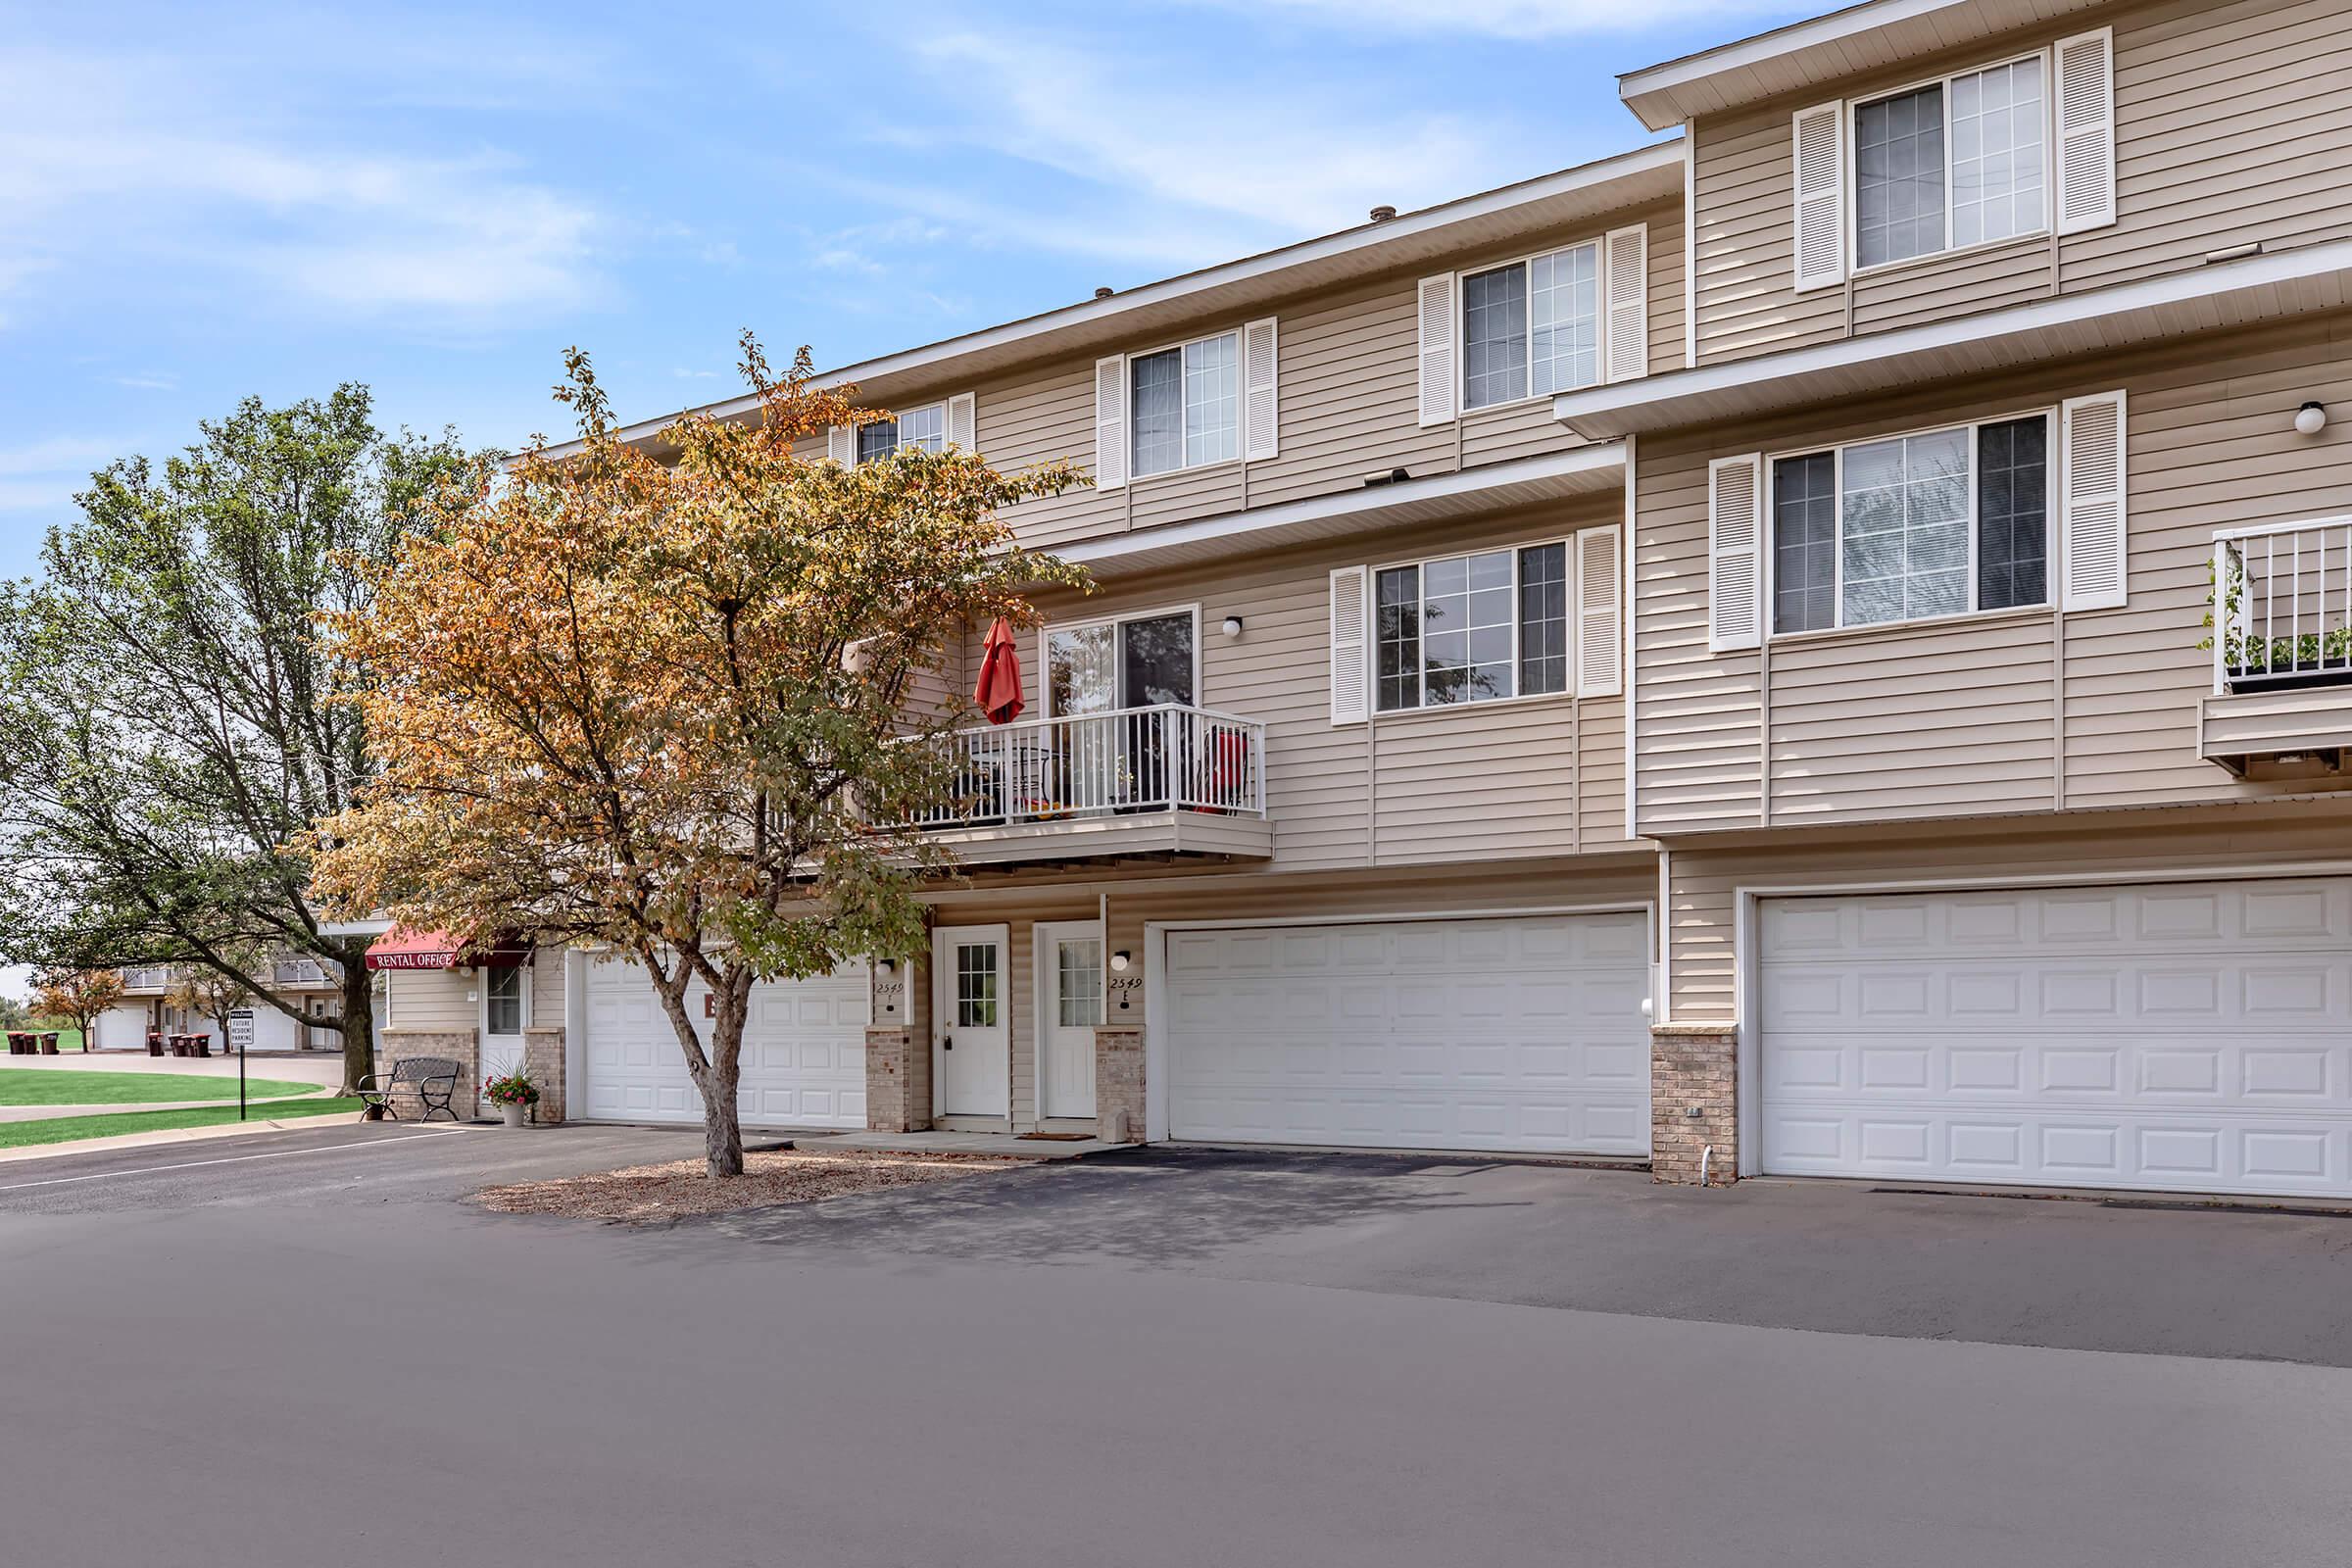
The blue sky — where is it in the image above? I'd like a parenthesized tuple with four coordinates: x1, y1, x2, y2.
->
(0, 0, 1810, 582)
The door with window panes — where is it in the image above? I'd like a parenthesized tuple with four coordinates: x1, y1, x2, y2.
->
(480, 963, 527, 1098)
(1045, 611, 1195, 811)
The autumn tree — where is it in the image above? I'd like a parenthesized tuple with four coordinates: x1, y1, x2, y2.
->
(0, 388, 471, 1093)
(30, 968, 125, 1054)
(169, 961, 257, 1052)
(312, 337, 1086, 1174)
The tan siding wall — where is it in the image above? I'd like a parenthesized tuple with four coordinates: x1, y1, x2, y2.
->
(846, 199, 1683, 558)
(964, 500, 1635, 873)
(2065, 0, 2352, 291)
(385, 968, 473, 1034)
(1634, 318, 2352, 843)
(1688, 0, 2352, 365)
(1663, 800, 2352, 1022)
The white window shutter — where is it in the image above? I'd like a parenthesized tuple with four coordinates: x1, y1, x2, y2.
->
(1575, 525, 1624, 697)
(1791, 102, 1845, 291)
(1329, 565, 1369, 725)
(2055, 28, 2117, 234)
(1093, 357, 1127, 490)
(1416, 274, 1456, 426)
(827, 424, 854, 466)
(2061, 390, 2128, 611)
(947, 391, 976, 451)
(1243, 318, 1280, 460)
(1604, 225, 1648, 384)
(1707, 454, 1765, 652)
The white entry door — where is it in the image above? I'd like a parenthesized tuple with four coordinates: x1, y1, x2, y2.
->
(933, 925, 1011, 1119)
(1036, 921, 1103, 1119)
(478, 964, 529, 1089)
(1164, 913, 1652, 1154)
(1757, 879, 2352, 1198)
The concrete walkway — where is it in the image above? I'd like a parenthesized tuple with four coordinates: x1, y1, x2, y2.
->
(0, 1053, 347, 1087)
(0, 1090, 329, 1124)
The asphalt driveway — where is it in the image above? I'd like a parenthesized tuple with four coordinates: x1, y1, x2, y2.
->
(3, 1124, 2349, 1567)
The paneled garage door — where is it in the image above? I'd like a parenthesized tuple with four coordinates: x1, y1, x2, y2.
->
(580, 958, 870, 1129)
(1164, 913, 1650, 1155)
(1758, 878, 2352, 1198)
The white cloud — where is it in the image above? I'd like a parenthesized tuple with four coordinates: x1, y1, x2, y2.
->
(0, 47, 609, 323)
(107, 372, 177, 392)
(1199, 0, 1789, 38)
(0, 435, 122, 477)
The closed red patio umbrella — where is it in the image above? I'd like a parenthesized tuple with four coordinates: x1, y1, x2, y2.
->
(975, 618, 1025, 725)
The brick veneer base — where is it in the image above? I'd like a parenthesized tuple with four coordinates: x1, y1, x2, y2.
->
(1651, 1023, 1738, 1185)
(377, 1029, 479, 1121)
(864, 1028, 930, 1133)
(522, 1025, 566, 1125)
(1094, 1027, 1144, 1144)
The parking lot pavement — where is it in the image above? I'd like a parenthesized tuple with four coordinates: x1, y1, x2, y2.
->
(4, 1130, 2351, 1568)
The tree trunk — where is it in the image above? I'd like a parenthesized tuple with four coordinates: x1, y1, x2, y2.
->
(698, 973, 752, 1177)
(701, 1080, 745, 1177)
(338, 960, 374, 1096)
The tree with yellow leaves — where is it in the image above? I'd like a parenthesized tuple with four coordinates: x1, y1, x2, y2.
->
(31, 968, 124, 1054)
(312, 336, 1086, 1174)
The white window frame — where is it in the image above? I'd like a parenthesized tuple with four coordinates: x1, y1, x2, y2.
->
(1368, 537, 1579, 713)
(1457, 239, 1608, 413)
(1128, 331, 1242, 480)
(480, 962, 531, 1037)
(1847, 47, 2053, 278)
(1765, 405, 2059, 641)
(852, 401, 949, 466)
(1038, 603, 1204, 718)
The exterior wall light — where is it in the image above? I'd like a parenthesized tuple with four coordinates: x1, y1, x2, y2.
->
(1221, 615, 1245, 638)
(2296, 401, 2328, 436)
(1109, 951, 1133, 972)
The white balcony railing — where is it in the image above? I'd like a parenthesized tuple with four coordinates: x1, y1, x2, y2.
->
(913, 703, 1266, 828)
(273, 959, 327, 987)
(119, 965, 172, 991)
(2214, 518, 2352, 693)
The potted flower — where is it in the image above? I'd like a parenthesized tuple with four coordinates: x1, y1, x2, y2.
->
(483, 1069, 540, 1128)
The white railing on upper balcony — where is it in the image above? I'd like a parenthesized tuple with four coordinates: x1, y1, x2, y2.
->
(912, 703, 1267, 828)
(119, 965, 172, 990)
(2213, 518, 2352, 694)
(273, 958, 327, 987)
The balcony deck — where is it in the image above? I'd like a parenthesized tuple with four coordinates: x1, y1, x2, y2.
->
(2201, 519, 2352, 776)
(911, 703, 1272, 868)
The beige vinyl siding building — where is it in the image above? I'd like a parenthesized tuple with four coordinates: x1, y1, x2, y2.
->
(1677, 0, 2352, 368)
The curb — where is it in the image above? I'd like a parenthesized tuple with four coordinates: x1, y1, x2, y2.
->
(0, 1108, 431, 1164)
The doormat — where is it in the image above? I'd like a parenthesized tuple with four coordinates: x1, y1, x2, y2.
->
(1017, 1132, 1094, 1142)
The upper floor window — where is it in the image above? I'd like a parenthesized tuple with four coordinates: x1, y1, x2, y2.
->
(1771, 412, 2049, 634)
(857, 402, 948, 464)
(1132, 332, 1238, 477)
(1854, 56, 2045, 270)
(1461, 242, 1600, 410)
(1375, 542, 1570, 710)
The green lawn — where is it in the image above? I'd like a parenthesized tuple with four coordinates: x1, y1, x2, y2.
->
(0, 1069, 325, 1107)
(0, 1097, 367, 1151)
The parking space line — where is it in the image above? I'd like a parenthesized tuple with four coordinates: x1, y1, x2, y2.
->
(0, 1126, 469, 1193)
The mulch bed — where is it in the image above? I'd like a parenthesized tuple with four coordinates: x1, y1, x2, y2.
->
(473, 1148, 1018, 1224)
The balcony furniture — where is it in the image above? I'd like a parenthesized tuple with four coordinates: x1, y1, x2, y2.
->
(355, 1056, 462, 1123)
(917, 704, 1266, 827)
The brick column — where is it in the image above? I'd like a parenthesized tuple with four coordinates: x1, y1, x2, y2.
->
(1651, 1023, 1738, 1186)
(1094, 1027, 1144, 1144)
(378, 1029, 480, 1120)
(864, 1028, 931, 1133)
(522, 1025, 566, 1125)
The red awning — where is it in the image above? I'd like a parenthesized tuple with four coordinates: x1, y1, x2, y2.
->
(975, 617, 1025, 725)
(364, 928, 528, 971)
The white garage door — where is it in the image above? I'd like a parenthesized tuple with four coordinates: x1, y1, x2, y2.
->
(1165, 913, 1651, 1155)
(581, 958, 870, 1129)
(1759, 878, 2352, 1198)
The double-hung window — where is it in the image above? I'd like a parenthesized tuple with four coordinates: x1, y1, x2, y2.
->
(1854, 54, 2046, 270)
(1131, 332, 1238, 477)
(1375, 542, 1570, 710)
(1461, 241, 1601, 410)
(1771, 413, 2050, 634)
(857, 402, 947, 464)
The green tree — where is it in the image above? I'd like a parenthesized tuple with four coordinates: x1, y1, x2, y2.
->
(0, 386, 473, 1092)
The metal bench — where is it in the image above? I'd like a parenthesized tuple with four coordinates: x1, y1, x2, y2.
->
(354, 1056, 462, 1122)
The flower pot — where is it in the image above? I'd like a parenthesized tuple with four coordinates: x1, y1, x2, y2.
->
(500, 1102, 526, 1128)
